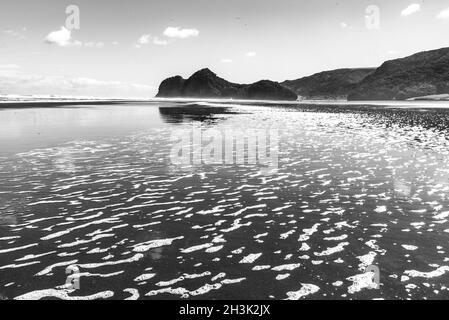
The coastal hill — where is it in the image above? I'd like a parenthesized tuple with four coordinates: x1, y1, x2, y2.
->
(282, 68, 375, 100)
(156, 68, 298, 101)
(348, 47, 449, 100)
(156, 47, 449, 101)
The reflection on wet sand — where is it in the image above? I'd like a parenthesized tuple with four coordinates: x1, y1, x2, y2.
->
(158, 104, 239, 124)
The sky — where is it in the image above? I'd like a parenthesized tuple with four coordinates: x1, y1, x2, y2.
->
(1, 0, 449, 98)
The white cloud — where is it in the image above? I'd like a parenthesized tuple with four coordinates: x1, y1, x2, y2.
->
(138, 34, 151, 45)
(135, 27, 197, 48)
(70, 77, 148, 90)
(340, 22, 354, 29)
(45, 27, 106, 48)
(437, 7, 449, 19)
(45, 26, 81, 47)
(246, 52, 256, 57)
(0, 64, 20, 69)
(45, 27, 105, 49)
(152, 37, 168, 45)
(401, 4, 421, 16)
(3, 29, 26, 39)
(220, 59, 233, 63)
(135, 34, 169, 48)
(0, 72, 156, 98)
(0, 64, 21, 77)
(163, 27, 199, 39)
(84, 41, 105, 48)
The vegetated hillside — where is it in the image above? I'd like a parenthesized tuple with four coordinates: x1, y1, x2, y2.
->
(282, 68, 374, 100)
(348, 47, 449, 100)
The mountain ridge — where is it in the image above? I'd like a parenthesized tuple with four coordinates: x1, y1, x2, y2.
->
(282, 68, 375, 100)
(348, 47, 449, 100)
(156, 47, 449, 101)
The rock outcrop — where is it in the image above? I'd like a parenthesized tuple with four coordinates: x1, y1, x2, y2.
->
(156, 68, 298, 101)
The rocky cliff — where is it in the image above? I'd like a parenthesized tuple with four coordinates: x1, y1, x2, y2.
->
(156, 68, 298, 101)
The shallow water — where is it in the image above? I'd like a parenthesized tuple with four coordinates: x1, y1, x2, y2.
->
(2, 101, 449, 300)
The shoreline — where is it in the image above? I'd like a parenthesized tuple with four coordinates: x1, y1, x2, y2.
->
(1, 97, 449, 110)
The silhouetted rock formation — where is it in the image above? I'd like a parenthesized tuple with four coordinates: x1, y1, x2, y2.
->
(348, 47, 449, 100)
(156, 68, 298, 101)
(282, 68, 374, 100)
(157, 76, 186, 97)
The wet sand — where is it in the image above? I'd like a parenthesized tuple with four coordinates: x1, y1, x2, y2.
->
(1, 101, 449, 300)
